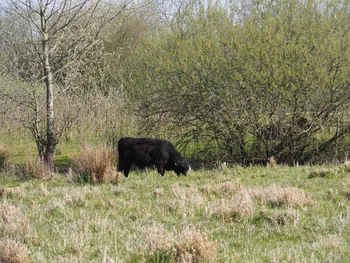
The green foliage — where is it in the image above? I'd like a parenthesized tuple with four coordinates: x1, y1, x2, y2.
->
(127, 0, 350, 164)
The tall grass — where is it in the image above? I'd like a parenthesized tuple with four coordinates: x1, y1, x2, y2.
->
(71, 145, 118, 183)
(22, 157, 47, 179)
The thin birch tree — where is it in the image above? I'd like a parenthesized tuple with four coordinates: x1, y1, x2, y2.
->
(2, 0, 132, 174)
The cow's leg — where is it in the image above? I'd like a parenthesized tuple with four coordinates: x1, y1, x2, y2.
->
(156, 163, 165, 176)
(117, 163, 123, 174)
(123, 162, 132, 178)
(117, 160, 125, 176)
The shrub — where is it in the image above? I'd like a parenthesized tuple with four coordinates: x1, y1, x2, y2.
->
(0, 239, 29, 263)
(72, 145, 118, 183)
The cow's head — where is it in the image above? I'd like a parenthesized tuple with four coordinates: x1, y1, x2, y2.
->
(174, 159, 190, 176)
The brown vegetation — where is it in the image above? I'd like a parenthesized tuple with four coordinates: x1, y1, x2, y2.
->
(249, 184, 311, 207)
(0, 187, 21, 199)
(72, 145, 118, 183)
(145, 224, 217, 263)
(267, 156, 277, 169)
(21, 157, 47, 179)
(210, 187, 255, 222)
(345, 152, 350, 172)
(0, 239, 29, 263)
(0, 204, 28, 240)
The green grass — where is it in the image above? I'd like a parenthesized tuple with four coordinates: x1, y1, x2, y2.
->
(0, 135, 81, 170)
(1, 165, 350, 262)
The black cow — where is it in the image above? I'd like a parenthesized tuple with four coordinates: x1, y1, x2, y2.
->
(117, 137, 190, 177)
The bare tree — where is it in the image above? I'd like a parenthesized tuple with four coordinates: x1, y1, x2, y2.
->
(1, 0, 132, 174)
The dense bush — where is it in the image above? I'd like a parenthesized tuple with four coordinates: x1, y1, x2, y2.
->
(127, 0, 350, 165)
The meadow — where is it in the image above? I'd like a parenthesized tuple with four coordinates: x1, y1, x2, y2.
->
(1, 161, 350, 262)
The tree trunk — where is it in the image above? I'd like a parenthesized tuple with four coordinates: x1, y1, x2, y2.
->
(41, 6, 55, 175)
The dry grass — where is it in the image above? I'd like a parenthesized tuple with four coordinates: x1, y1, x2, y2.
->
(145, 223, 173, 255)
(72, 145, 118, 183)
(18, 157, 47, 179)
(0, 187, 22, 199)
(176, 182, 310, 223)
(211, 187, 255, 222)
(174, 227, 217, 263)
(201, 182, 244, 198)
(0, 239, 29, 263)
(0, 204, 21, 223)
(145, 224, 217, 263)
(153, 188, 164, 198)
(172, 183, 205, 208)
(344, 178, 350, 199)
(345, 152, 350, 172)
(312, 234, 343, 251)
(256, 207, 301, 226)
(266, 156, 277, 169)
(250, 184, 311, 207)
(345, 161, 350, 172)
(0, 204, 28, 239)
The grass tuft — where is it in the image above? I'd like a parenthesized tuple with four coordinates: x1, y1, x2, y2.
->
(145, 223, 173, 255)
(18, 157, 47, 179)
(0, 204, 21, 224)
(250, 184, 311, 207)
(267, 156, 277, 169)
(0, 204, 28, 240)
(71, 145, 118, 183)
(211, 187, 255, 222)
(145, 224, 217, 263)
(0, 239, 29, 263)
(201, 182, 244, 198)
(174, 227, 217, 263)
(153, 188, 164, 198)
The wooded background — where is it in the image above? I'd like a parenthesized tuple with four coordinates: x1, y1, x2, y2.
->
(0, 0, 349, 169)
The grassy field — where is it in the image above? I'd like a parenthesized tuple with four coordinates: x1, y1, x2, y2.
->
(1, 164, 350, 262)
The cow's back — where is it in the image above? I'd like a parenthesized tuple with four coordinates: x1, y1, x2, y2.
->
(117, 137, 174, 167)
